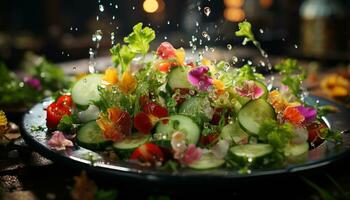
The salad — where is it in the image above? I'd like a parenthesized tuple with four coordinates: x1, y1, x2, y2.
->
(45, 22, 340, 170)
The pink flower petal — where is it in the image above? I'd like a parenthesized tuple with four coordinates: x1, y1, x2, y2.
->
(48, 131, 73, 151)
(156, 42, 176, 60)
(180, 144, 202, 165)
(236, 80, 264, 100)
(188, 66, 213, 91)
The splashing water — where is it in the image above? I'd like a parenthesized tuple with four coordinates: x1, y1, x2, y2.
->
(89, 30, 103, 74)
(99, 4, 104, 12)
(204, 7, 211, 17)
(111, 32, 115, 45)
(88, 48, 96, 74)
(259, 29, 264, 34)
(227, 44, 232, 50)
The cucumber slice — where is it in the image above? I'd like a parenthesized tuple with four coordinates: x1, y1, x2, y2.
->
(71, 74, 103, 106)
(230, 144, 273, 166)
(220, 122, 248, 144)
(167, 67, 192, 90)
(155, 115, 200, 144)
(188, 153, 225, 170)
(237, 99, 276, 135)
(284, 142, 309, 157)
(76, 121, 110, 150)
(178, 97, 214, 125)
(113, 134, 150, 158)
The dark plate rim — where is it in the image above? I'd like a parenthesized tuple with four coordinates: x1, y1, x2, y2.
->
(20, 96, 350, 183)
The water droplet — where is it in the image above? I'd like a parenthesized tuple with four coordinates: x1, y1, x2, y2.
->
(294, 44, 298, 49)
(75, 27, 78, 31)
(132, 6, 135, 10)
(205, 46, 209, 52)
(96, 16, 99, 21)
(197, 5, 201, 11)
(70, 27, 73, 31)
(210, 47, 215, 52)
(204, 7, 211, 17)
(247, 60, 252, 65)
(202, 31, 210, 41)
(224, 63, 230, 72)
(195, 21, 199, 27)
(111, 32, 115, 45)
(61, 51, 64, 55)
(164, 36, 167, 40)
(259, 61, 266, 67)
(73, 66, 76, 71)
(92, 30, 103, 43)
(259, 28, 264, 34)
(115, 4, 118, 9)
(67, 53, 70, 57)
(227, 44, 232, 50)
(176, 23, 179, 27)
(282, 38, 286, 42)
(99, 5, 104, 12)
(232, 56, 238, 63)
(112, 16, 115, 20)
(167, 21, 170, 25)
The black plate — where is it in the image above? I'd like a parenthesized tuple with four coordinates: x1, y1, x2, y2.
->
(21, 97, 350, 184)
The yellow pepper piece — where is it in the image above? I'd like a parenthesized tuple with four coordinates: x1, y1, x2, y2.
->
(119, 71, 137, 94)
(103, 67, 119, 85)
(175, 48, 186, 66)
(320, 74, 349, 97)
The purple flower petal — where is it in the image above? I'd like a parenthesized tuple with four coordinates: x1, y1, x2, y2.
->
(48, 131, 73, 151)
(188, 66, 213, 91)
(296, 106, 317, 123)
(23, 77, 42, 91)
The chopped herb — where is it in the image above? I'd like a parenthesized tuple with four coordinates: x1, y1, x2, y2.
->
(110, 44, 135, 74)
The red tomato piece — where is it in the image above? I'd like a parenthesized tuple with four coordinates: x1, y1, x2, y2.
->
(142, 102, 168, 118)
(130, 143, 164, 165)
(134, 112, 154, 134)
(158, 62, 171, 72)
(307, 121, 327, 146)
(56, 95, 73, 108)
(46, 102, 71, 129)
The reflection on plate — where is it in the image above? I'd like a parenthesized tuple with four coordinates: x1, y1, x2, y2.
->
(21, 97, 350, 183)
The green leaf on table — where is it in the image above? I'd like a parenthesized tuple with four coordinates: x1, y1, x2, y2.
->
(124, 22, 155, 55)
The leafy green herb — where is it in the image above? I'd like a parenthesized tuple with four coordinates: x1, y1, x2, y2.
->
(95, 86, 135, 115)
(235, 21, 255, 45)
(30, 125, 46, 132)
(57, 114, 78, 133)
(124, 23, 155, 56)
(110, 44, 135, 74)
(275, 59, 306, 97)
(316, 105, 339, 119)
(258, 119, 293, 151)
(160, 160, 179, 172)
(320, 128, 342, 143)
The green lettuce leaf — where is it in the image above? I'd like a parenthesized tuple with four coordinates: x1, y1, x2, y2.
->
(124, 23, 155, 55)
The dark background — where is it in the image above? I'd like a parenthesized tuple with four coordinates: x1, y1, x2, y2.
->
(0, 0, 349, 67)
